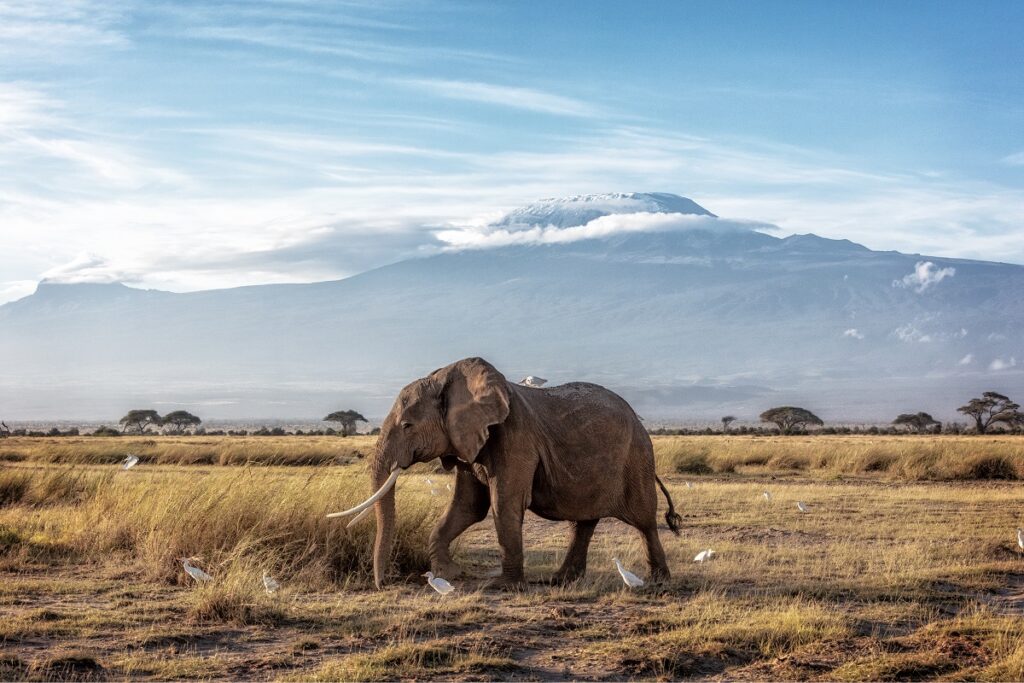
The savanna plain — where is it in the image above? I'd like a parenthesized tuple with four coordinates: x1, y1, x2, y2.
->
(2, 434, 1024, 681)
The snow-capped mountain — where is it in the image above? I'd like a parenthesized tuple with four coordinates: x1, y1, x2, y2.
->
(492, 192, 715, 229)
(1, 193, 1021, 422)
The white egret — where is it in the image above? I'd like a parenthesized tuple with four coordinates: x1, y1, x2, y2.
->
(519, 376, 548, 388)
(1017, 527, 1023, 552)
(179, 558, 213, 583)
(121, 455, 139, 470)
(612, 558, 644, 588)
(693, 549, 716, 563)
(423, 571, 455, 595)
(430, 488, 439, 496)
(262, 573, 280, 594)
(446, 483, 452, 492)
(763, 491, 772, 501)
(685, 481, 693, 489)
(425, 478, 434, 486)
(796, 501, 808, 513)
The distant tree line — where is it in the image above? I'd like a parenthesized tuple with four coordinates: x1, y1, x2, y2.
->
(1, 405, 376, 438)
(3, 392, 1021, 438)
(649, 390, 1024, 436)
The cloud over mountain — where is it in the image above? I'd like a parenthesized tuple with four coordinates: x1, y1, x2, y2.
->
(895, 261, 956, 293)
(434, 192, 767, 249)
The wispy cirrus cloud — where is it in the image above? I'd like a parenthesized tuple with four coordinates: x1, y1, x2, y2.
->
(41, 252, 133, 284)
(1002, 150, 1024, 166)
(398, 78, 600, 117)
(0, 0, 130, 59)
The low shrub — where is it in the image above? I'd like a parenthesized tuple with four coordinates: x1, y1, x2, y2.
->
(951, 453, 1019, 480)
(674, 451, 713, 474)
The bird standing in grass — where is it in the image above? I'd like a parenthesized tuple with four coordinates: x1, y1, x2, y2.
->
(796, 501, 808, 513)
(763, 491, 772, 501)
(179, 558, 212, 583)
(121, 455, 139, 470)
(263, 573, 280, 594)
(693, 549, 716, 563)
(1017, 528, 1023, 553)
(423, 571, 455, 595)
(612, 558, 644, 588)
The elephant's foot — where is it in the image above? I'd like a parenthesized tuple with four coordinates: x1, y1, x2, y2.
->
(430, 558, 464, 580)
(648, 567, 671, 584)
(482, 572, 526, 591)
(547, 567, 585, 585)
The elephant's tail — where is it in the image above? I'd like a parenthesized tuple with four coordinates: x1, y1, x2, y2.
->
(655, 475, 682, 535)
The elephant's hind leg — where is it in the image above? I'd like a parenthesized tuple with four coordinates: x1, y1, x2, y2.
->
(639, 524, 671, 582)
(550, 519, 598, 584)
(428, 469, 489, 578)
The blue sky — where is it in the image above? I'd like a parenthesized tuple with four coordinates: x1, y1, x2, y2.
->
(1, 0, 1022, 303)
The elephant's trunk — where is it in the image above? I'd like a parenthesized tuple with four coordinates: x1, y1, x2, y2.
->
(371, 448, 397, 589)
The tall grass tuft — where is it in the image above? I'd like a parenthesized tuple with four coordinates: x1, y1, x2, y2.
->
(0, 465, 436, 588)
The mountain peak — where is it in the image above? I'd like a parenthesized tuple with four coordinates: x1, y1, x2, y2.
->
(492, 192, 716, 229)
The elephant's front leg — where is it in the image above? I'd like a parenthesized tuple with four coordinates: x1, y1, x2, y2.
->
(486, 481, 527, 590)
(428, 469, 489, 578)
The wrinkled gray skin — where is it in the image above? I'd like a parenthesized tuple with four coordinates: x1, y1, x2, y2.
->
(369, 357, 681, 589)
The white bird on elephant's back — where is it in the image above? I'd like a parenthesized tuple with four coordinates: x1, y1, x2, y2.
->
(519, 375, 547, 387)
(612, 558, 644, 588)
(423, 571, 455, 595)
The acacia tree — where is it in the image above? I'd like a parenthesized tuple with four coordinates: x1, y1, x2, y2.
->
(759, 406, 823, 434)
(119, 409, 162, 434)
(163, 410, 202, 433)
(721, 415, 736, 432)
(324, 409, 368, 436)
(892, 412, 940, 434)
(957, 392, 1023, 433)
(0, 421, 10, 438)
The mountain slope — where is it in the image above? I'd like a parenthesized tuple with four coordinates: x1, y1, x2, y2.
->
(1, 194, 1021, 422)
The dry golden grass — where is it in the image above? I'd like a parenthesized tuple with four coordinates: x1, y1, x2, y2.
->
(657, 434, 1024, 480)
(0, 434, 377, 466)
(1, 435, 1024, 680)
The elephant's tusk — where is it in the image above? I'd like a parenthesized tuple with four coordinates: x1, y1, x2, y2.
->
(327, 469, 399, 519)
(345, 506, 373, 528)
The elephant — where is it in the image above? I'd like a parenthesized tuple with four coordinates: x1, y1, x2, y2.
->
(338, 357, 682, 589)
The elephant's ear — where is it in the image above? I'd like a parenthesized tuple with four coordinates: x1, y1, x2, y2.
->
(439, 358, 510, 464)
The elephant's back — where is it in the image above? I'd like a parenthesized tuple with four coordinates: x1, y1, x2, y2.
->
(523, 381, 646, 437)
